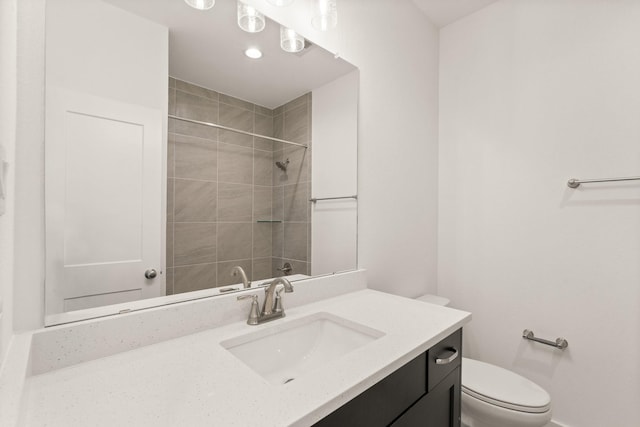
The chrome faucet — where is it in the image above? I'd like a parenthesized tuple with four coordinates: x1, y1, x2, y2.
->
(237, 277, 294, 325)
(230, 266, 251, 289)
(262, 277, 294, 316)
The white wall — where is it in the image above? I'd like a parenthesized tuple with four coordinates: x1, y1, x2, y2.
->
(46, 0, 168, 111)
(312, 70, 358, 276)
(45, 0, 168, 322)
(247, 0, 441, 297)
(439, 1, 640, 425)
(341, 1, 440, 297)
(13, 0, 46, 333)
(15, 0, 439, 323)
(0, 0, 18, 364)
(10, 0, 169, 330)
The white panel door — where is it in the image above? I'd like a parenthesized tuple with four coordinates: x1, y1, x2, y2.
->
(46, 89, 164, 317)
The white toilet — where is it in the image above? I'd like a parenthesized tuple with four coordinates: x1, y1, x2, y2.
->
(415, 295, 552, 427)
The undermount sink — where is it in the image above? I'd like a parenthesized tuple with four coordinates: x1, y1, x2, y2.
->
(221, 312, 385, 385)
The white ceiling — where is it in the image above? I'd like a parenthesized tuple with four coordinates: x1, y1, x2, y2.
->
(411, 0, 500, 28)
(103, 0, 355, 109)
(99, 0, 499, 107)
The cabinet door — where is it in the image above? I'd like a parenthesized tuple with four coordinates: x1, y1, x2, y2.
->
(391, 367, 461, 427)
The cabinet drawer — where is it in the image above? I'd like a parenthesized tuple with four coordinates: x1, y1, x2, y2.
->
(427, 329, 462, 391)
(313, 352, 427, 427)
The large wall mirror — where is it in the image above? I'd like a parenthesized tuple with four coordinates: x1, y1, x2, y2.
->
(44, 0, 358, 325)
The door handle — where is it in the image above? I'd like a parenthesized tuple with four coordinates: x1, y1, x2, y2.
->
(144, 269, 158, 279)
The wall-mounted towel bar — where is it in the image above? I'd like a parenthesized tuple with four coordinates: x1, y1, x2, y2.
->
(567, 175, 640, 188)
(309, 195, 358, 203)
(522, 329, 568, 350)
(168, 115, 308, 149)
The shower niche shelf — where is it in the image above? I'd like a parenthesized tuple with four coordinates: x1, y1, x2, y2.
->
(256, 220, 283, 223)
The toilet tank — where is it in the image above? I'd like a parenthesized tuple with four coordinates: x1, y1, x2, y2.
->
(415, 294, 450, 306)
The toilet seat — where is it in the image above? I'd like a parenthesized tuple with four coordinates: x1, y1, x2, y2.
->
(462, 358, 551, 414)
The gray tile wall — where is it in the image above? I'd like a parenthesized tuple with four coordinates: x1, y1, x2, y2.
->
(166, 78, 311, 295)
(271, 93, 312, 279)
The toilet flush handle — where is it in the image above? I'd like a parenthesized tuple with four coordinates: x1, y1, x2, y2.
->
(435, 347, 459, 365)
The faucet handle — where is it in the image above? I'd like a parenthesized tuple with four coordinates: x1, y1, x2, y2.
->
(237, 294, 260, 325)
(273, 287, 285, 313)
(276, 262, 292, 275)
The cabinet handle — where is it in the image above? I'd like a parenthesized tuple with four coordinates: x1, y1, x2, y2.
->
(435, 348, 459, 365)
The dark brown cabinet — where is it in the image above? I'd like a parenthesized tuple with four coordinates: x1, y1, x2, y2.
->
(391, 367, 461, 427)
(313, 329, 462, 427)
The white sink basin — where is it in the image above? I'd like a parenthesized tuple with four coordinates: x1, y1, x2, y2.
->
(221, 312, 385, 385)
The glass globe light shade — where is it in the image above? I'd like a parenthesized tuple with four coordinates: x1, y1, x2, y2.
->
(280, 26, 304, 53)
(184, 0, 215, 11)
(238, 2, 266, 33)
(311, 0, 337, 31)
(266, 0, 295, 6)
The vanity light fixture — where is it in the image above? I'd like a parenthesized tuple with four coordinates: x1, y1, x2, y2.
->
(237, 1, 266, 33)
(184, 0, 215, 10)
(266, 0, 295, 6)
(244, 47, 263, 59)
(280, 26, 304, 53)
(312, 0, 337, 31)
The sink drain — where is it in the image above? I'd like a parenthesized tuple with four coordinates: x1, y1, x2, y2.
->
(283, 378, 295, 384)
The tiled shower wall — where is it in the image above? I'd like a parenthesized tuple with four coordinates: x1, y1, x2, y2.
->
(166, 78, 311, 295)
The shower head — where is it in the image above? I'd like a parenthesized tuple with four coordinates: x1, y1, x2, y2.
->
(275, 158, 290, 172)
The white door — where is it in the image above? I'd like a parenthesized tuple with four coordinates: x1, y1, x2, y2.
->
(45, 89, 164, 318)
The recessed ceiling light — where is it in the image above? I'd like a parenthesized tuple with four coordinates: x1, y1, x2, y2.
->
(244, 48, 263, 59)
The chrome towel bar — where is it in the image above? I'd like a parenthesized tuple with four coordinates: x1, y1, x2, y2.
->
(309, 195, 358, 203)
(567, 175, 640, 188)
(522, 329, 568, 350)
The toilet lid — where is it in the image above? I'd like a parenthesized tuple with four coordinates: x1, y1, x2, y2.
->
(462, 358, 551, 413)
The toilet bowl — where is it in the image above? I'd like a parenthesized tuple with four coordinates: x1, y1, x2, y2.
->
(415, 295, 552, 427)
(461, 357, 551, 427)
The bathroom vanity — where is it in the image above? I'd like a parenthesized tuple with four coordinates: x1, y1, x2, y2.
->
(315, 329, 462, 426)
(0, 271, 471, 427)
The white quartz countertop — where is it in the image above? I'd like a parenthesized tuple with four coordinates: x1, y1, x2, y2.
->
(18, 289, 471, 427)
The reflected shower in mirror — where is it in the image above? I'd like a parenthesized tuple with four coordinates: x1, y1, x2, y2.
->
(44, 0, 358, 325)
(167, 84, 313, 293)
